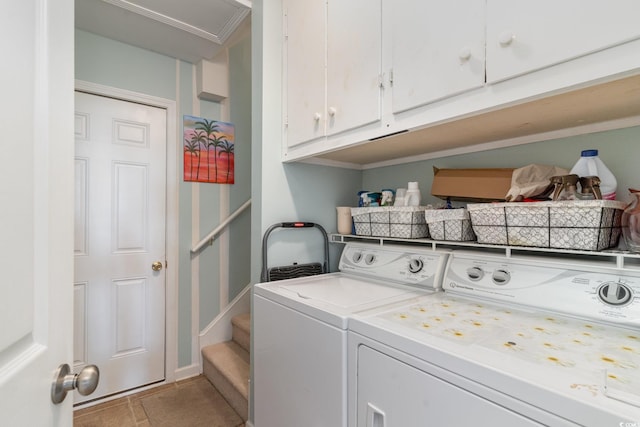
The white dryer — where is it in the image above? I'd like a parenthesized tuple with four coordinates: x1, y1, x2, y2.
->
(253, 243, 449, 427)
(348, 250, 640, 426)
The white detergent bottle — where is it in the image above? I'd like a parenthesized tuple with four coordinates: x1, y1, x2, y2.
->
(404, 182, 422, 206)
(570, 149, 617, 200)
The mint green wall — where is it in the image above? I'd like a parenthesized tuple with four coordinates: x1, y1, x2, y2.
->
(363, 126, 640, 206)
(75, 30, 177, 100)
(228, 37, 253, 299)
(197, 100, 223, 332)
(196, 38, 252, 330)
(177, 60, 195, 368)
(75, 29, 252, 369)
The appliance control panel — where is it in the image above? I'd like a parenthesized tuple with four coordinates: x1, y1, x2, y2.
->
(339, 243, 449, 290)
(443, 251, 640, 327)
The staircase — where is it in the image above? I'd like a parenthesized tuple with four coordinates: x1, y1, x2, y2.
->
(202, 313, 251, 422)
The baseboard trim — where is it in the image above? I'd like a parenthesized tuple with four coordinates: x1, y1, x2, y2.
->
(174, 363, 201, 381)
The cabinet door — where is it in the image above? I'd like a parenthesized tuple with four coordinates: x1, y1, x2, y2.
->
(284, 0, 326, 148)
(487, 0, 640, 83)
(390, 0, 486, 114)
(356, 345, 542, 426)
(326, 0, 382, 137)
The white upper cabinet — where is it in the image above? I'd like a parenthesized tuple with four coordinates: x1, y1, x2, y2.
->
(284, 0, 382, 149)
(281, 0, 640, 165)
(389, 0, 486, 114)
(486, 0, 640, 83)
(326, 0, 382, 137)
(283, 0, 326, 147)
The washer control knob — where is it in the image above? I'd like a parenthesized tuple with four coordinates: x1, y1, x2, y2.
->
(492, 269, 510, 285)
(598, 282, 633, 306)
(466, 266, 484, 281)
(408, 258, 424, 274)
(352, 252, 363, 263)
(365, 253, 376, 265)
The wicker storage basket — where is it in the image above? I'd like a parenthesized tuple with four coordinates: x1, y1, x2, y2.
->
(351, 206, 429, 239)
(424, 209, 476, 241)
(467, 200, 626, 251)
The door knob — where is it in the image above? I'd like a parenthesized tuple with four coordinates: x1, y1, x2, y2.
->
(51, 363, 100, 404)
(152, 261, 163, 271)
(498, 31, 515, 47)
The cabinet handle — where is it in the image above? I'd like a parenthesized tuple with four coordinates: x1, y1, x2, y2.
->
(367, 402, 385, 427)
(328, 107, 337, 117)
(498, 31, 515, 47)
(458, 46, 472, 62)
(313, 112, 322, 121)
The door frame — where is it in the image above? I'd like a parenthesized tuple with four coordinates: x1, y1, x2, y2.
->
(74, 80, 179, 390)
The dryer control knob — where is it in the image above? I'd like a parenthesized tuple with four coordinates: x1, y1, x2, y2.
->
(466, 266, 484, 281)
(598, 282, 633, 306)
(492, 269, 510, 285)
(408, 258, 424, 274)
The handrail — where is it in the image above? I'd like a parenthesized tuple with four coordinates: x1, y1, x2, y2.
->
(191, 199, 251, 253)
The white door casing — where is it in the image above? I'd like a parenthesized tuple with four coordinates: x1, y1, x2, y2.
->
(74, 91, 167, 403)
(0, 0, 75, 425)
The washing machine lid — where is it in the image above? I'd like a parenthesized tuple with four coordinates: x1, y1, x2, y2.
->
(254, 273, 431, 329)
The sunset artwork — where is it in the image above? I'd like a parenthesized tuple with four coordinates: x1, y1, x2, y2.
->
(183, 115, 235, 184)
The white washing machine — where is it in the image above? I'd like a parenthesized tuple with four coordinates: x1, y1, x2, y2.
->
(348, 250, 640, 427)
(252, 243, 449, 427)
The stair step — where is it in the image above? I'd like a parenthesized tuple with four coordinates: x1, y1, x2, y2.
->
(231, 313, 251, 353)
(202, 341, 250, 422)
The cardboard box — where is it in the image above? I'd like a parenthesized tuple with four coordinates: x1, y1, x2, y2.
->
(431, 167, 514, 202)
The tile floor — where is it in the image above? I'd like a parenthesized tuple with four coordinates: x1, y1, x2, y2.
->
(73, 376, 243, 427)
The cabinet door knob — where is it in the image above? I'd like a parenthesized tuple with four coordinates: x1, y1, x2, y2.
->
(458, 47, 472, 61)
(328, 107, 337, 117)
(313, 112, 322, 121)
(498, 31, 515, 47)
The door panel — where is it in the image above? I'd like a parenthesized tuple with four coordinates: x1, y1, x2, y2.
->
(486, 0, 640, 83)
(391, 0, 486, 113)
(284, 0, 326, 147)
(326, 0, 382, 136)
(74, 91, 166, 403)
(0, 0, 75, 424)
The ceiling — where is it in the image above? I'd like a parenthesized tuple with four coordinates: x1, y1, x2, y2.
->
(75, 0, 252, 63)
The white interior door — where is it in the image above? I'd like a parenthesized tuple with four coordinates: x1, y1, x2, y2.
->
(74, 91, 167, 403)
(0, 0, 75, 425)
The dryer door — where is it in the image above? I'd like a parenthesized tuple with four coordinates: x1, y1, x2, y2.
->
(356, 345, 542, 426)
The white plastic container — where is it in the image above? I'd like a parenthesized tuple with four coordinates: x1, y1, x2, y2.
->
(570, 149, 617, 200)
(404, 182, 422, 206)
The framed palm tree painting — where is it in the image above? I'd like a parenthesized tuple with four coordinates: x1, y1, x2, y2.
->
(183, 115, 235, 183)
